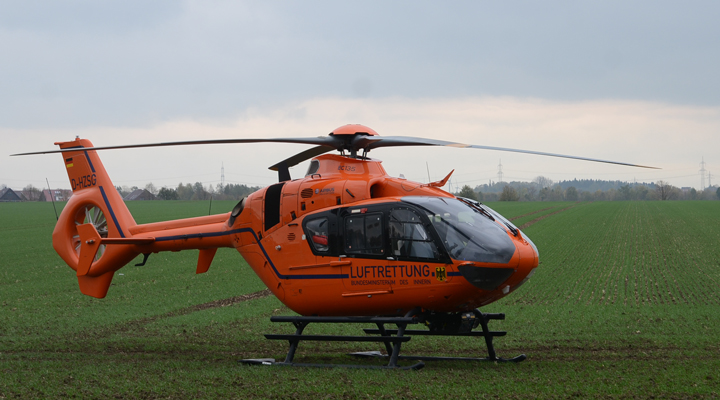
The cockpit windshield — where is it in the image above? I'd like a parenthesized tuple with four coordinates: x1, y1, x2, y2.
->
(403, 197, 516, 263)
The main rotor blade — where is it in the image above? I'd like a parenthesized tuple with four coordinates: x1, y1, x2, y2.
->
(11, 137, 341, 156)
(356, 136, 660, 169)
(12, 130, 659, 170)
(268, 145, 334, 171)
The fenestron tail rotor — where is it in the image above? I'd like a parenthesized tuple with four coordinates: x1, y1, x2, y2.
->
(72, 205, 109, 263)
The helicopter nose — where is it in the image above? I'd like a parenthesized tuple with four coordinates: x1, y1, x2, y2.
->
(456, 232, 538, 292)
(457, 264, 515, 291)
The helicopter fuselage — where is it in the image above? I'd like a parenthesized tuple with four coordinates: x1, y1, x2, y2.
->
(50, 138, 538, 317)
(224, 154, 539, 316)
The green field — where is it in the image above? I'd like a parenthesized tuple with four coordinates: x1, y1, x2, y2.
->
(1, 200, 719, 399)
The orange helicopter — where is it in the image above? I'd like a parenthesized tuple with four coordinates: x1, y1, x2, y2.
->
(14, 124, 655, 369)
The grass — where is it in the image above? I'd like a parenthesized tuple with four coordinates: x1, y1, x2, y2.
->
(1, 200, 719, 399)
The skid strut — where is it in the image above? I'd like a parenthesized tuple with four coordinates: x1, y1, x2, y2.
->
(239, 309, 525, 369)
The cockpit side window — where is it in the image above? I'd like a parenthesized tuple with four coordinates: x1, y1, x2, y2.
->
(388, 208, 439, 260)
(305, 217, 330, 253)
(306, 160, 320, 176)
(344, 213, 384, 255)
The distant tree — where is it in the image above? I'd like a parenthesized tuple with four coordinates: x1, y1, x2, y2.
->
(618, 184, 631, 200)
(116, 185, 131, 198)
(717, 187, 720, 200)
(656, 180, 671, 200)
(565, 186, 578, 201)
(191, 182, 209, 200)
(144, 182, 158, 195)
(631, 185, 649, 200)
(158, 187, 178, 200)
(223, 183, 257, 200)
(525, 185, 538, 201)
(499, 185, 519, 201)
(668, 186, 682, 200)
(539, 187, 549, 201)
(533, 176, 553, 190)
(689, 188, 698, 200)
(176, 182, 194, 200)
(23, 184, 42, 201)
(548, 186, 564, 201)
(457, 185, 478, 201)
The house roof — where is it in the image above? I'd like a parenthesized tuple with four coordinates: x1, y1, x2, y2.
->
(124, 189, 156, 201)
(0, 188, 25, 202)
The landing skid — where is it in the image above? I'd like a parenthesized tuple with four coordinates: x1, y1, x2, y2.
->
(239, 308, 525, 369)
(240, 358, 425, 370)
(349, 350, 526, 363)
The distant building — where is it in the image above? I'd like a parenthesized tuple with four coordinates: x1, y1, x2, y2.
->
(681, 187, 692, 194)
(0, 188, 26, 202)
(42, 189, 72, 202)
(124, 189, 156, 201)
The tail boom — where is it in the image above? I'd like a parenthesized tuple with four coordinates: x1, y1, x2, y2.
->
(52, 137, 236, 298)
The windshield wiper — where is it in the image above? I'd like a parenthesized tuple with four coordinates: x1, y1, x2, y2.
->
(502, 222, 518, 237)
(457, 197, 495, 221)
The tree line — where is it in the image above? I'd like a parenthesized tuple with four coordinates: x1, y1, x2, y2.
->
(115, 182, 260, 201)
(6, 177, 720, 202)
(454, 176, 720, 202)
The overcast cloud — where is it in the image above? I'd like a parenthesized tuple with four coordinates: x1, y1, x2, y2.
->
(2, 1, 719, 189)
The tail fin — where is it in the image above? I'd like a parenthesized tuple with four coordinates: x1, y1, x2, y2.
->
(52, 138, 140, 298)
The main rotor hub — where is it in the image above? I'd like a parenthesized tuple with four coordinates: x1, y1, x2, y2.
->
(330, 124, 379, 137)
(328, 124, 379, 157)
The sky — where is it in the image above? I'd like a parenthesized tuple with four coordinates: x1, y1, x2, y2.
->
(2, 0, 719, 192)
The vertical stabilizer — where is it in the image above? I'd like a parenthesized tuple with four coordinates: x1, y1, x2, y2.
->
(52, 138, 140, 298)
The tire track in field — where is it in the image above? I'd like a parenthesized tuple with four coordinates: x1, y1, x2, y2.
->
(508, 206, 555, 222)
(518, 204, 579, 230)
(72, 289, 272, 340)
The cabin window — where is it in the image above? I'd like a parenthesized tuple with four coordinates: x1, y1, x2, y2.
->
(388, 208, 439, 260)
(305, 217, 330, 253)
(344, 213, 384, 255)
(264, 182, 285, 231)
